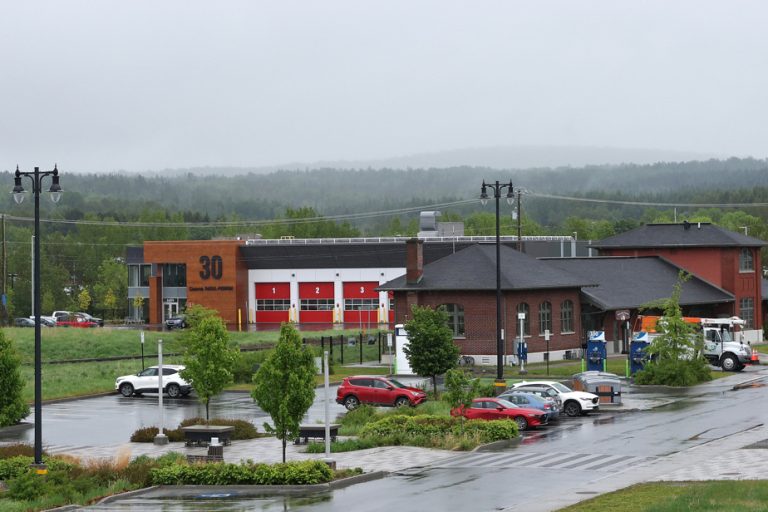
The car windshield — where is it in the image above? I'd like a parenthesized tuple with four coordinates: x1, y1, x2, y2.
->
(387, 379, 409, 388)
(550, 382, 572, 393)
(496, 399, 517, 408)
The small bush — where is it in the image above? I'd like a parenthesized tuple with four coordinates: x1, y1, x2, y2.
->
(0, 456, 74, 481)
(232, 351, 271, 383)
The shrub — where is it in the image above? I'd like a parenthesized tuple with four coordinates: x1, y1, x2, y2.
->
(357, 414, 518, 450)
(634, 359, 712, 386)
(0, 456, 74, 481)
(304, 438, 380, 453)
(149, 460, 333, 486)
(130, 418, 260, 443)
(232, 350, 271, 383)
(0, 443, 37, 459)
(129, 426, 184, 443)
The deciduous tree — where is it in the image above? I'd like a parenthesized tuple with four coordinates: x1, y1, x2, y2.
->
(252, 323, 316, 462)
(403, 305, 460, 397)
(179, 308, 239, 420)
(0, 331, 29, 426)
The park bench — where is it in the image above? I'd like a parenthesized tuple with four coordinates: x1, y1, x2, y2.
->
(294, 424, 340, 445)
(182, 425, 235, 447)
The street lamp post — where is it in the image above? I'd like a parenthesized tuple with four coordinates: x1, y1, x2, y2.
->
(480, 180, 514, 388)
(12, 165, 62, 473)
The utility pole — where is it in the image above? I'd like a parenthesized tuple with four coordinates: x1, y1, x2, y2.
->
(516, 190, 522, 252)
(1, 214, 5, 326)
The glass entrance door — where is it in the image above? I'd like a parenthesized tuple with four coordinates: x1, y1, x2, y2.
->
(163, 301, 178, 321)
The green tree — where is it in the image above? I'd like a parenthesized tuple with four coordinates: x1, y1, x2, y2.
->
(0, 331, 30, 426)
(179, 310, 239, 420)
(443, 368, 476, 411)
(635, 272, 712, 386)
(403, 305, 460, 397)
(252, 323, 316, 462)
(132, 293, 145, 321)
(77, 288, 92, 312)
(103, 289, 117, 320)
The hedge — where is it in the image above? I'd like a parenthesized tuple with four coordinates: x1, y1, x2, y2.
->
(149, 459, 333, 486)
(359, 414, 518, 444)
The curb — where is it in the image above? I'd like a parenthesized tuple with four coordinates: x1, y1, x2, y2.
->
(95, 485, 161, 505)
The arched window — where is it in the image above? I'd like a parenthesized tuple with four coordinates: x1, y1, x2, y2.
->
(740, 248, 754, 272)
(539, 301, 552, 335)
(516, 302, 530, 336)
(442, 304, 465, 337)
(560, 300, 574, 333)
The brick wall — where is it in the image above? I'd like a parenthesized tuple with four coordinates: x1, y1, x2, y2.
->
(394, 288, 583, 355)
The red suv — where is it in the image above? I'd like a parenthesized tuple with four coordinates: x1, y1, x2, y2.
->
(336, 376, 427, 410)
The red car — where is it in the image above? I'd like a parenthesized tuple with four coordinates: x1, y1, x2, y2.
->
(336, 376, 427, 410)
(56, 313, 98, 328)
(451, 397, 550, 431)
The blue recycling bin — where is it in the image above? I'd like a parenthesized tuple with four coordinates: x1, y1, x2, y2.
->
(586, 331, 607, 372)
(517, 340, 528, 363)
(629, 335, 650, 375)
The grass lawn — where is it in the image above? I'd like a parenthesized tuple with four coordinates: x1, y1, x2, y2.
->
(558, 481, 768, 511)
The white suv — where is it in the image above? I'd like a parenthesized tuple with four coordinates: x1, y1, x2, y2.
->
(115, 365, 192, 398)
(510, 380, 599, 417)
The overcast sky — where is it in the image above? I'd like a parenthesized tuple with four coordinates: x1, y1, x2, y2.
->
(2, 1, 767, 173)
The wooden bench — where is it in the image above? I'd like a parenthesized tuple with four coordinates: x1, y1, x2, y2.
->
(182, 425, 235, 447)
(294, 424, 340, 445)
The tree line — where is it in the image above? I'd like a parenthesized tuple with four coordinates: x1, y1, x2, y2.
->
(1, 157, 766, 320)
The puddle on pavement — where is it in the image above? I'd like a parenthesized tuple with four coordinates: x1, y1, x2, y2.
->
(649, 399, 697, 412)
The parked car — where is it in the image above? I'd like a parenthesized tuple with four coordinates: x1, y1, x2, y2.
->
(76, 312, 104, 327)
(56, 313, 98, 328)
(451, 397, 550, 431)
(21, 316, 56, 327)
(165, 315, 187, 330)
(14, 317, 36, 327)
(336, 376, 427, 410)
(498, 390, 560, 420)
(509, 380, 599, 417)
(508, 385, 563, 409)
(115, 365, 192, 398)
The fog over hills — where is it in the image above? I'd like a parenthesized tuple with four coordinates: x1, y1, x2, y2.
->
(150, 145, 720, 177)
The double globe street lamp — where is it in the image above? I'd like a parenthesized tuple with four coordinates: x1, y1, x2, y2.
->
(12, 165, 62, 473)
(480, 180, 514, 389)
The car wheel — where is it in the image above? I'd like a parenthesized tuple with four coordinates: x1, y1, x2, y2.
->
(166, 383, 181, 398)
(394, 396, 410, 407)
(119, 383, 134, 397)
(514, 416, 529, 431)
(564, 401, 581, 417)
(720, 354, 739, 372)
(343, 395, 360, 410)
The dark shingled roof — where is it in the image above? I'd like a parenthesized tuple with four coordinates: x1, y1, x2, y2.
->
(378, 244, 594, 292)
(590, 223, 766, 250)
(544, 256, 734, 310)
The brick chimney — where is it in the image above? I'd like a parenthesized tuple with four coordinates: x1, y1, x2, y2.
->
(406, 238, 424, 284)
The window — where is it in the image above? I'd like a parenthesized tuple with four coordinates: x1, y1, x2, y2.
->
(300, 299, 334, 311)
(344, 298, 378, 310)
(162, 263, 187, 287)
(539, 301, 552, 335)
(129, 264, 152, 287)
(739, 248, 754, 272)
(442, 303, 465, 336)
(560, 300, 574, 333)
(256, 299, 290, 311)
(740, 298, 755, 329)
(517, 303, 530, 336)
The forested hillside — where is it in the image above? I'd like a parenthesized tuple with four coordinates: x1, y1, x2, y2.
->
(0, 158, 766, 321)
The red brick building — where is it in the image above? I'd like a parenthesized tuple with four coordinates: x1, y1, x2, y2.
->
(379, 239, 591, 361)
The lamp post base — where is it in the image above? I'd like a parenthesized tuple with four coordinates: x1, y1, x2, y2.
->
(153, 433, 169, 445)
(493, 378, 507, 395)
(30, 463, 48, 475)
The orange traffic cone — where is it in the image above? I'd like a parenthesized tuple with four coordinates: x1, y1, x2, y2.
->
(750, 348, 760, 364)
